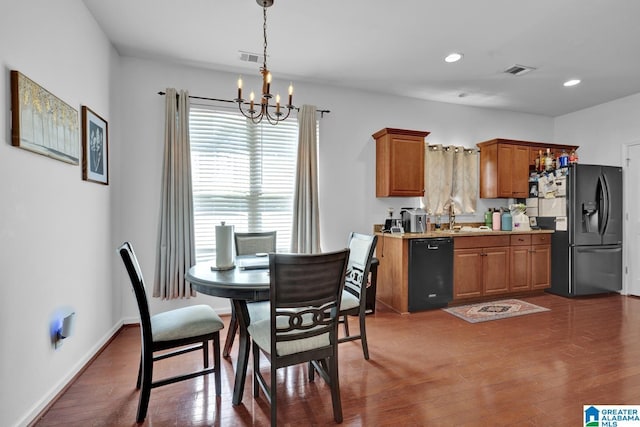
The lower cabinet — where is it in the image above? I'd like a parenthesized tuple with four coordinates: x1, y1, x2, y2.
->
(378, 232, 554, 311)
(453, 233, 551, 301)
(453, 235, 510, 300)
(509, 234, 551, 291)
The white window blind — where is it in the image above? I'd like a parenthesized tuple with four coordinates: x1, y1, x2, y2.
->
(189, 105, 298, 263)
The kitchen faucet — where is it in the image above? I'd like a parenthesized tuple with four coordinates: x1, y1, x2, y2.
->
(449, 202, 456, 230)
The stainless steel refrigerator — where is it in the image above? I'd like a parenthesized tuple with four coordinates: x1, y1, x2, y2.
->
(539, 164, 623, 297)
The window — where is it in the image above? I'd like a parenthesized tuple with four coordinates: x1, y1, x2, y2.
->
(189, 105, 298, 263)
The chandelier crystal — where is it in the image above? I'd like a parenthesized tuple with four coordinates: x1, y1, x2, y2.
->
(235, 0, 294, 125)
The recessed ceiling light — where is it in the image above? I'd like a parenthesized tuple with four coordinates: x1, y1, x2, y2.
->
(445, 53, 463, 63)
(564, 79, 581, 87)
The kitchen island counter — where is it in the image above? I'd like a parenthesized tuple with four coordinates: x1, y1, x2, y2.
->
(375, 229, 553, 313)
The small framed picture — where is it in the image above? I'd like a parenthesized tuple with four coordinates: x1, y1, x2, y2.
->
(81, 106, 109, 185)
(529, 216, 538, 228)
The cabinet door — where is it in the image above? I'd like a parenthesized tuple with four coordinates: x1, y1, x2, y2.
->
(389, 135, 424, 196)
(483, 247, 510, 295)
(510, 246, 531, 291)
(512, 146, 530, 197)
(530, 244, 551, 290)
(453, 248, 483, 299)
(497, 145, 530, 198)
(497, 145, 515, 197)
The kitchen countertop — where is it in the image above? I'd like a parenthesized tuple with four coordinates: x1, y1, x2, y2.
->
(378, 229, 554, 239)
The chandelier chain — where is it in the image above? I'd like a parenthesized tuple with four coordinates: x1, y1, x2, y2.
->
(262, 4, 268, 72)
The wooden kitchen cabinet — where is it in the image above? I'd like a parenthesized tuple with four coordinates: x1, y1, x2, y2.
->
(477, 138, 579, 199)
(509, 234, 551, 291)
(478, 139, 530, 198)
(530, 234, 551, 290)
(453, 235, 510, 300)
(453, 248, 483, 299)
(376, 231, 553, 312)
(373, 128, 430, 197)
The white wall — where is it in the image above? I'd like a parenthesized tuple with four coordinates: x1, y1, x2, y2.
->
(554, 92, 640, 165)
(8, 3, 615, 425)
(0, 1, 118, 426)
(115, 56, 555, 320)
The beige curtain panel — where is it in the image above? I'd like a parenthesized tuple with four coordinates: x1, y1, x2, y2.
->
(424, 145, 478, 215)
(154, 88, 196, 299)
(291, 105, 321, 254)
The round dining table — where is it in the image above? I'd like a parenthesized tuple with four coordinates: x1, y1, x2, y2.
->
(185, 260, 270, 406)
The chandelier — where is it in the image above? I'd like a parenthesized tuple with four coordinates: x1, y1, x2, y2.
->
(235, 0, 294, 125)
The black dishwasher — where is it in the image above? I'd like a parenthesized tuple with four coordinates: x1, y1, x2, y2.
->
(408, 237, 454, 312)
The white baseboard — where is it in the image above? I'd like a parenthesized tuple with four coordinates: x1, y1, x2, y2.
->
(18, 304, 233, 427)
(17, 320, 124, 427)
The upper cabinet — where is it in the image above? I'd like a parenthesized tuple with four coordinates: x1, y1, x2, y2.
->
(373, 128, 430, 197)
(477, 138, 579, 199)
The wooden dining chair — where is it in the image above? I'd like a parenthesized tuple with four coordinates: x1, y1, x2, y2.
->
(118, 242, 224, 423)
(234, 231, 277, 256)
(338, 232, 378, 359)
(248, 249, 350, 426)
(223, 231, 277, 357)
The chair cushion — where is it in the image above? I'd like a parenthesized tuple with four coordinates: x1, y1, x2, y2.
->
(151, 304, 224, 342)
(247, 301, 270, 324)
(247, 313, 330, 357)
(339, 291, 360, 311)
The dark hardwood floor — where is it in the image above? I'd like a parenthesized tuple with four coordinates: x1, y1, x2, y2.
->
(31, 293, 640, 426)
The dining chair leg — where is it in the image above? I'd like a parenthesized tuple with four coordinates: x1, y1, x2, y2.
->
(270, 363, 278, 426)
(328, 355, 343, 423)
(252, 341, 260, 396)
(342, 315, 350, 336)
(136, 355, 142, 389)
(359, 313, 370, 360)
(223, 306, 238, 357)
(308, 361, 315, 382)
(203, 340, 210, 368)
(213, 333, 221, 396)
(136, 354, 153, 423)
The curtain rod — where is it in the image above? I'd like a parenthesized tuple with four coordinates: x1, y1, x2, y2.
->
(157, 91, 330, 118)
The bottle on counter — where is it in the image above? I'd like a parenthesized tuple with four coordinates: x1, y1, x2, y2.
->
(501, 209, 512, 231)
(492, 209, 501, 231)
(435, 214, 441, 230)
(484, 209, 493, 228)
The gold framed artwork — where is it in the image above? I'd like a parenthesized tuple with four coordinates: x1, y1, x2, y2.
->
(81, 106, 109, 185)
(10, 70, 79, 164)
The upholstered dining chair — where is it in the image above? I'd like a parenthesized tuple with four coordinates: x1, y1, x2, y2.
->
(222, 231, 277, 357)
(234, 231, 277, 256)
(118, 242, 224, 423)
(248, 250, 350, 426)
(338, 232, 378, 359)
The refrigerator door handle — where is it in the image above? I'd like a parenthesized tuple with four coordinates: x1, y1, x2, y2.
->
(599, 174, 610, 236)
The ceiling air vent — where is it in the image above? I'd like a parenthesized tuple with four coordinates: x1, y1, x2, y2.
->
(238, 51, 265, 64)
(503, 64, 536, 76)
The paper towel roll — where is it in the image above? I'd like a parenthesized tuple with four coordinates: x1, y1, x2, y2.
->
(215, 222, 234, 269)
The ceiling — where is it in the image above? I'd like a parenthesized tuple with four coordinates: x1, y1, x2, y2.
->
(83, 0, 640, 117)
